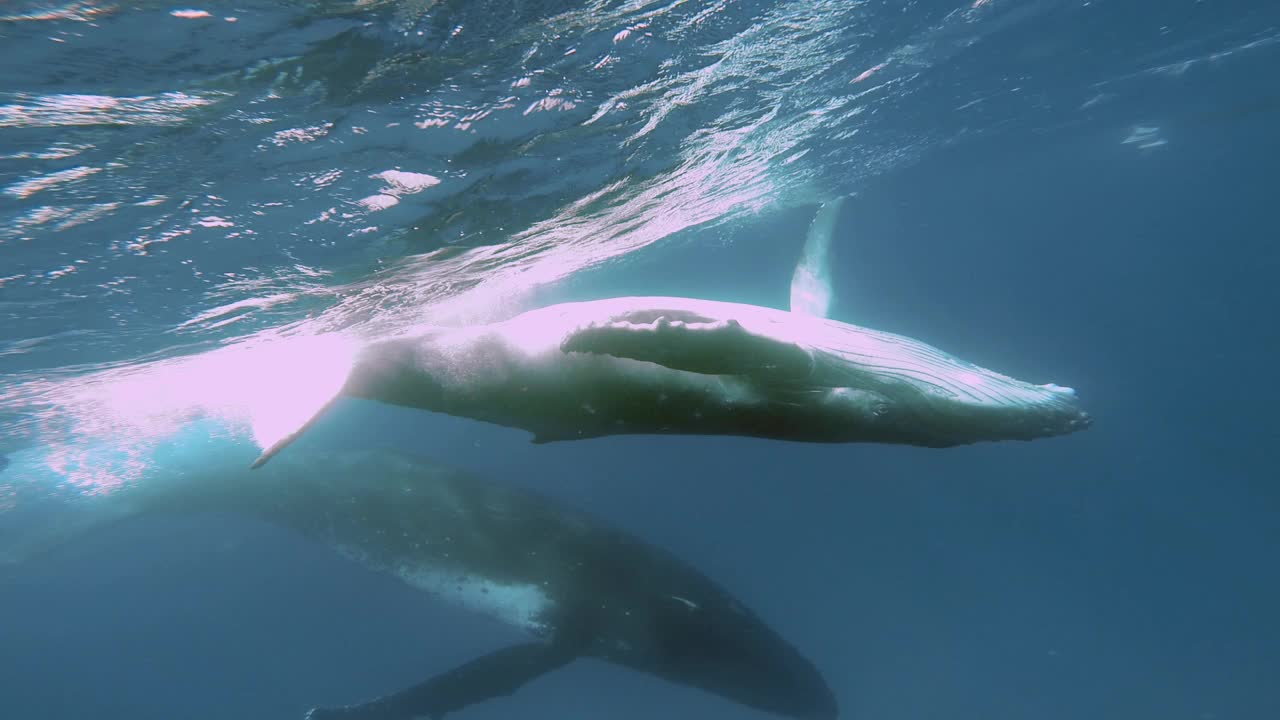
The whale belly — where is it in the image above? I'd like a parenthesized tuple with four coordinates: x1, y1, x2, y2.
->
(397, 564, 555, 634)
(330, 542, 556, 634)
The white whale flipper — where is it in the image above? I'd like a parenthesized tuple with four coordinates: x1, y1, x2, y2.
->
(560, 314, 814, 382)
(789, 197, 846, 319)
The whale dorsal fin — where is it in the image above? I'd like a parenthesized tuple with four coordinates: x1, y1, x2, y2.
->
(789, 197, 846, 318)
(305, 641, 579, 720)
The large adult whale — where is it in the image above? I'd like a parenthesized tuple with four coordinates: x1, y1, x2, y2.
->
(2, 448, 837, 720)
(253, 199, 1090, 467)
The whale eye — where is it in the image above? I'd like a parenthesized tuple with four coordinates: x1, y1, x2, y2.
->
(873, 402, 889, 417)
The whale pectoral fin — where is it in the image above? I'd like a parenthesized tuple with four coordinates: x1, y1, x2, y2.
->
(562, 315, 813, 381)
(789, 197, 846, 319)
(305, 641, 578, 720)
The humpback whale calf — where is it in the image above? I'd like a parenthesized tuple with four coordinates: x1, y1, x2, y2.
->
(254, 200, 1090, 467)
(4, 448, 837, 720)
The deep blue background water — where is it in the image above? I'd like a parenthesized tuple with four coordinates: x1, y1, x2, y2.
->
(3, 1, 1279, 719)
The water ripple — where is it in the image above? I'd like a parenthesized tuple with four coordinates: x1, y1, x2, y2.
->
(2, 0, 1265, 489)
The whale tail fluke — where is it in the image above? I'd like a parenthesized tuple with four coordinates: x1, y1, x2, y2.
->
(240, 333, 363, 471)
(250, 394, 341, 469)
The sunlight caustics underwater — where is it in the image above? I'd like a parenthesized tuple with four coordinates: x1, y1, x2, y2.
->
(3, 1, 1280, 720)
(0, 0, 1127, 492)
(0, 2, 1270, 494)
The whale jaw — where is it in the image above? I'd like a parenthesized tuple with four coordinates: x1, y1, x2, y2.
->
(864, 381, 1092, 448)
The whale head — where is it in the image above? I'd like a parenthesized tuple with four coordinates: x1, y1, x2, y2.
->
(807, 323, 1092, 447)
(639, 594, 838, 720)
(816, 378, 1091, 448)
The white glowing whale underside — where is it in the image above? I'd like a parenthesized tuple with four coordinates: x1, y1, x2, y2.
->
(252, 200, 1089, 467)
(350, 295, 1091, 449)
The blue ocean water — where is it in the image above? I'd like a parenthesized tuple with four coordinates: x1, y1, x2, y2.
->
(2, 1, 1278, 718)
